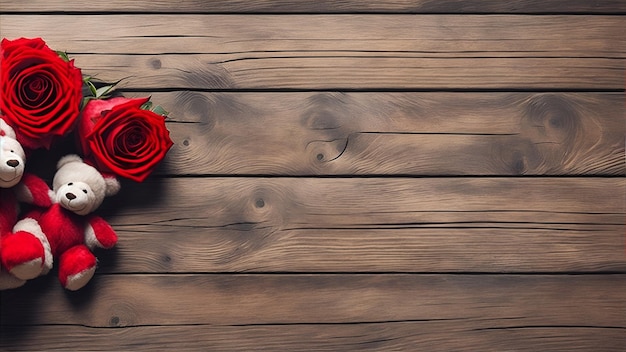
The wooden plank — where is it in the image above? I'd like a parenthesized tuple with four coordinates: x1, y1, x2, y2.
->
(85, 177, 626, 273)
(2, 274, 625, 328)
(1, 323, 625, 352)
(109, 227, 626, 274)
(3, 15, 624, 58)
(145, 92, 624, 176)
(1, 15, 623, 89)
(66, 55, 625, 90)
(1, 0, 625, 14)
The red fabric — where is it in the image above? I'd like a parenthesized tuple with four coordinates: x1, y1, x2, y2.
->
(19, 173, 52, 207)
(0, 189, 19, 236)
(0, 230, 44, 270)
(26, 204, 83, 257)
(25, 204, 116, 285)
(58, 245, 96, 287)
(0, 174, 49, 269)
(88, 216, 117, 249)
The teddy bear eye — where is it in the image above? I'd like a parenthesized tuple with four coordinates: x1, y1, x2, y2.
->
(82, 189, 88, 194)
(68, 182, 73, 186)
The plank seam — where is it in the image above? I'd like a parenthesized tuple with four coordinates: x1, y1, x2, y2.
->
(96, 272, 626, 276)
(2, 12, 626, 15)
(151, 174, 626, 179)
(116, 88, 626, 93)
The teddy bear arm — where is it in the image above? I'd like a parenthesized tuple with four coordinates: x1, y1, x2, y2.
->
(85, 215, 118, 249)
(14, 173, 54, 208)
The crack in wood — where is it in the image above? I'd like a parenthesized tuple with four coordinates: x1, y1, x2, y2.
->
(473, 325, 626, 331)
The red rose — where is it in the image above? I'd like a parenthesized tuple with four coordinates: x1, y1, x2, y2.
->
(78, 97, 174, 182)
(0, 37, 83, 149)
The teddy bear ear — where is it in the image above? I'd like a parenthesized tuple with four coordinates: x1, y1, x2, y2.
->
(0, 117, 17, 139)
(57, 154, 83, 169)
(104, 176, 121, 197)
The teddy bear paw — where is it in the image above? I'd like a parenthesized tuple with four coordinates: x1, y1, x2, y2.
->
(10, 258, 44, 280)
(58, 245, 97, 291)
(63, 266, 96, 291)
(1, 229, 47, 280)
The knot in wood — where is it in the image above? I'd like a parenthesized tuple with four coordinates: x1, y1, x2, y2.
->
(107, 302, 137, 327)
(492, 138, 542, 175)
(150, 58, 162, 69)
(302, 109, 342, 131)
(525, 94, 581, 143)
(109, 316, 120, 327)
(177, 91, 216, 131)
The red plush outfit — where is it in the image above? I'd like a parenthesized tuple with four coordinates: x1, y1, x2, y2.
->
(0, 174, 52, 288)
(21, 203, 117, 289)
(2, 154, 120, 290)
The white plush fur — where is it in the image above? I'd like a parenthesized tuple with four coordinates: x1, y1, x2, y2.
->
(0, 118, 26, 188)
(13, 218, 53, 276)
(53, 155, 120, 216)
(64, 266, 96, 291)
(0, 118, 16, 138)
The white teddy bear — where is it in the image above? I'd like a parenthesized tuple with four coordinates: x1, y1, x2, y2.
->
(1, 154, 120, 290)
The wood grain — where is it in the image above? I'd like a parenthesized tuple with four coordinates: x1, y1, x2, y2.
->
(2, 322, 625, 351)
(1, 0, 625, 14)
(82, 177, 626, 273)
(1, 15, 623, 89)
(2, 274, 625, 326)
(1, 4, 625, 352)
(68, 55, 626, 90)
(147, 92, 625, 175)
(3, 15, 624, 57)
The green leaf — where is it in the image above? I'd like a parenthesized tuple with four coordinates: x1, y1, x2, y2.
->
(87, 81, 97, 97)
(95, 85, 115, 98)
(151, 105, 169, 117)
(55, 50, 70, 62)
(140, 101, 153, 111)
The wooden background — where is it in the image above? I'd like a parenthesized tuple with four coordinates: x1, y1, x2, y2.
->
(1, 1, 625, 350)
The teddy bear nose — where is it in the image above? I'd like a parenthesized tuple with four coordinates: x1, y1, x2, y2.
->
(6, 159, 19, 168)
(66, 192, 77, 200)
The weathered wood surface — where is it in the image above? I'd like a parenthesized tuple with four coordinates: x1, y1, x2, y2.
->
(2, 275, 625, 351)
(2, 324, 625, 352)
(1, 0, 626, 13)
(149, 92, 625, 175)
(4, 15, 624, 57)
(2, 274, 625, 327)
(94, 177, 626, 273)
(1, 15, 624, 90)
(1, 1, 625, 351)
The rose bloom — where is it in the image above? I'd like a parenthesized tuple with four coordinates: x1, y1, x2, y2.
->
(0, 37, 83, 149)
(78, 97, 174, 182)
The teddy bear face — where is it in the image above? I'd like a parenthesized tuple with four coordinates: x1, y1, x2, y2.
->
(55, 181, 99, 216)
(0, 134, 26, 188)
(52, 155, 120, 216)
